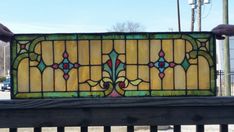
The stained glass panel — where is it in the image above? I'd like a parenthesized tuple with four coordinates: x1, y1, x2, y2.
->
(11, 32, 216, 98)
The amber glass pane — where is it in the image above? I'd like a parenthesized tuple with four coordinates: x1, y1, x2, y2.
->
(67, 69, 78, 91)
(138, 40, 149, 64)
(163, 68, 174, 90)
(79, 67, 89, 82)
(138, 66, 149, 90)
(18, 58, 29, 92)
(54, 41, 65, 63)
(126, 40, 137, 64)
(187, 65, 198, 89)
(150, 40, 161, 62)
(43, 68, 54, 91)
(30, 67, 41, 92)
(55, 69, 66, 91)
(174, 66, 185, 89)
(35, 43, 41, 54)
(126, 66, 137, 80)
(91, 66, 102, 81)
(102, 40, 113, 54)
(78, 41, 89, 65)
(41, 41, 53, 65)
(199, 56, 210, 89)
(150, 68, 161, 90)
(90, 40, 101, 65)
(114, 40, 125, 53)
(174, 39, 185, 63)
(162, 40, 173, 62)
(186, 41, 193, 52)
(66, 41, 78, 63)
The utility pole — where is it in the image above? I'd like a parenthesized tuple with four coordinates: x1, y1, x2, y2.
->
(177, 0, 181, 32)
(197, 0, 202, 31)
(189, 0, 210, 31)
(223, 0, 231, 96)
(191, 8, 195, 31)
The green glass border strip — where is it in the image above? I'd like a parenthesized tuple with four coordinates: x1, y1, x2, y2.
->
(46, 34, 77, 40)
(43, 92, 78, 98)
(151, 91, 186, 96)
(15, 93, 42, 99)
(14, 35, 41, 41)
(187, 90, 214, 96)
(13, 32, 213, 41)
(124, 91, 150, 96)
(79, 92, 105, 97)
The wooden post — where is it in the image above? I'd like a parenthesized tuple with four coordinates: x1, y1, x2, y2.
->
(177, 0, 181, 32)
(197, 0, 202, 31)
(191, 8, 195, 31)
(223, 0, 231, 96)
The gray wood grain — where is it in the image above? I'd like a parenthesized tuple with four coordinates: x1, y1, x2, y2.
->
(0, 97, 234, 128)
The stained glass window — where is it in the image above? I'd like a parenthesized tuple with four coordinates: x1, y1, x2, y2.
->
(11, 32, 216, 98)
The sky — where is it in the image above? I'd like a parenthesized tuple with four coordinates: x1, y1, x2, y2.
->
(0, 0, 234, 33)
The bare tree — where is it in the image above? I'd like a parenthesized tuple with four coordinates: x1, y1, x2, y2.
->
(108, 21, 145, 32)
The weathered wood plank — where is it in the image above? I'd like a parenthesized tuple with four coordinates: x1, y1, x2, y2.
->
(1, 97, 234, 128)
(1, 97, 234, 109)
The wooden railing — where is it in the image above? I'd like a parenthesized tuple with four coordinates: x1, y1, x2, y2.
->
(1, 97, 234, 132)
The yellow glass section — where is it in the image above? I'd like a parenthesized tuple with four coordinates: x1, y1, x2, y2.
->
(79, 66, 90, 83)
(138, 66, 149, 90)
(91, 66, 102, 81)
(18, 58, 29, 92)
(186, 41, 193, 52)
(78, 41, 89, 65)
(126, 66, 137, 90)
(150, 68, 161, 90)
(43, 68, 54, 91)
(30, 67, 41, 92)
(174, 39, 185, 63)
(30, 61, 38, 66)
(54, 41, 65, 63)
(150, 40, 161, 62)
(138, 40, 149, 64)
(187, 65, 198, 89)
(41, 41, 53, 65)
(114, 40, 125, 53)
(55, 69, 66, 91)
(199, 56, 210, 89)
(66, 41, 78, 63)
(79, 83, 90, 91)
(90, 40, 101, 65)
(67, 69, 78, 91)
(162, 40, 173, 62)
(126, 40, 137, 64)
(174, 66, 185, 89)
(35, 43, 41, 54)
(102, 40, 113, 54)
(126, 66, 137, 80)
(163, 68, 174, 90)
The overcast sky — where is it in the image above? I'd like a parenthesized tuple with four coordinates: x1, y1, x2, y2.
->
(0, 0, 234, 33)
